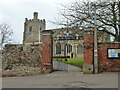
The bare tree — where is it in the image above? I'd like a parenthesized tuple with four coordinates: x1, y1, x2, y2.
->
(0, 23, 13, 49)
(55, 1, 120, 42)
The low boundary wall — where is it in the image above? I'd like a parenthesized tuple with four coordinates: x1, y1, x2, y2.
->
(83, 30, 120, 73)
(2, 30, 53, 76)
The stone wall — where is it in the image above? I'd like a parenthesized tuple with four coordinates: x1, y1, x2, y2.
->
(2, 30, 53, 76)
(98, 43, 120, 72)
(2, 44, 42, 76)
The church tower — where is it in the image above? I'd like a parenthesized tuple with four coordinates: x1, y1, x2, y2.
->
(23, 12, 46, 48)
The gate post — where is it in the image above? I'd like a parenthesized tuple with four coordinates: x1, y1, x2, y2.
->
(41, 30, 53, 74)
(83, 30, 94, 74)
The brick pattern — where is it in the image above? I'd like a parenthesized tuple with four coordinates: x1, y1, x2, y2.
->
(41, 35, 53, 73)
(84, 32, 120, 72)
(98, 43, 120, 72)
(84, 34, 94, 65)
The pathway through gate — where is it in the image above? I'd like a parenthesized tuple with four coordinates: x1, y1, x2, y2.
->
(53, 61, 81, 72)
(52, 48, 84, 72)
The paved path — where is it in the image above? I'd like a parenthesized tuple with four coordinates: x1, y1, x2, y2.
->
(2, 71, 118, 88)
(53, 61, 81, 72)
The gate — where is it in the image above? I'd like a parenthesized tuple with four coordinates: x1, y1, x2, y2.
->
(53, 56, 70, 71)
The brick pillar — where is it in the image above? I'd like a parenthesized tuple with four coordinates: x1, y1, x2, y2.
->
(41, 31, 53, 73)
(83, 30, 94, 74)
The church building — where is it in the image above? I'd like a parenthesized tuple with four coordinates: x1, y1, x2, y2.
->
(23, 12, 110, 58)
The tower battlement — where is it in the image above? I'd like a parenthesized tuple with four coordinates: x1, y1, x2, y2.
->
(23, 12, 46, 48)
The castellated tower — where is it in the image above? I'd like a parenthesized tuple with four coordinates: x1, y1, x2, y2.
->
(23, 12, 46, 49)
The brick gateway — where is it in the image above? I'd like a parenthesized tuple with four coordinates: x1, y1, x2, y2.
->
(3, 29, 120, 75)
(41, 29, 120, 74)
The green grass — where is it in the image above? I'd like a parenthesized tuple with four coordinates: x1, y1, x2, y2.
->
(53, 58, 84, 68)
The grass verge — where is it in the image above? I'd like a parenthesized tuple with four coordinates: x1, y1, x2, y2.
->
(53, 58, 83, 68)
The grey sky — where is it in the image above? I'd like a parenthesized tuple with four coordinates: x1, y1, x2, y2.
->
(0, 0, 74, 44)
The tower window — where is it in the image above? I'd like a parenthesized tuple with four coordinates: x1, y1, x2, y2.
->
(28, 34, 31, 38)
(29, 26, 32, 32)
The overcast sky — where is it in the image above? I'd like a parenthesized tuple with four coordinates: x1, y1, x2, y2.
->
(0, 0, 75, 44)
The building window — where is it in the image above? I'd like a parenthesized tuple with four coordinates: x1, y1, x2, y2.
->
(29, 26, 32, 32)
(77, 44, 83, 54)
(56, 42, 61, 54)
(28, 34, 31, 38)
(67, 45, 72, 53)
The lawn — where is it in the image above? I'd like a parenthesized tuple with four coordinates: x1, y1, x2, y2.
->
(53, 58, 84, 68)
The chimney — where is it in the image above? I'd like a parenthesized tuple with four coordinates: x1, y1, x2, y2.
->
(33, 12, 38, 19)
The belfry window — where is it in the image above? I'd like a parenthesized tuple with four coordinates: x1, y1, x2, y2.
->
(29, 26, 32, 32)
(67, 45, 72, 53)
(56, 42, 61, 54)
(77, 44, 83, 54)
(28, 34, 31, 38)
